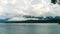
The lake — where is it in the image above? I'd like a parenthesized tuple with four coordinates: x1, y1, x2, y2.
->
(0, 23, 60, 34)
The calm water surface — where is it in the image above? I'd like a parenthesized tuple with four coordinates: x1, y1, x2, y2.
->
(0, 23, 60, 34)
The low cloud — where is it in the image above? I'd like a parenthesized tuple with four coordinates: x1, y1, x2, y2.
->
(0, 0, 60, 21)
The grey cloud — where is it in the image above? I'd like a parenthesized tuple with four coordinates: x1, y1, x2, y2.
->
(0, 0, 60, 21)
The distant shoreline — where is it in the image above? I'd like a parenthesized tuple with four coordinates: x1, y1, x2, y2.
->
(5, 20, 60, 24)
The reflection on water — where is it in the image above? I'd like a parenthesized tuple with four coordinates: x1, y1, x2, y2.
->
(0, 23, 60, 34)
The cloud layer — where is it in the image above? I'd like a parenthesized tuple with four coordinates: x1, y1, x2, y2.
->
(0, 0, 60, 21)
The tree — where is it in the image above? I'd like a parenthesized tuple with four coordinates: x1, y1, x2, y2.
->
(51, 0, 57, 4)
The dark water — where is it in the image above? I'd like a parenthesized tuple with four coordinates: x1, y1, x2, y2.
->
(0, 23, 60, 34)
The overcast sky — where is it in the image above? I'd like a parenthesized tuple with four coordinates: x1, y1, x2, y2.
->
(0, 0, 60, 21)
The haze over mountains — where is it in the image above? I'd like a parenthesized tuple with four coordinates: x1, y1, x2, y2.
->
(0, 0, 60, 21)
